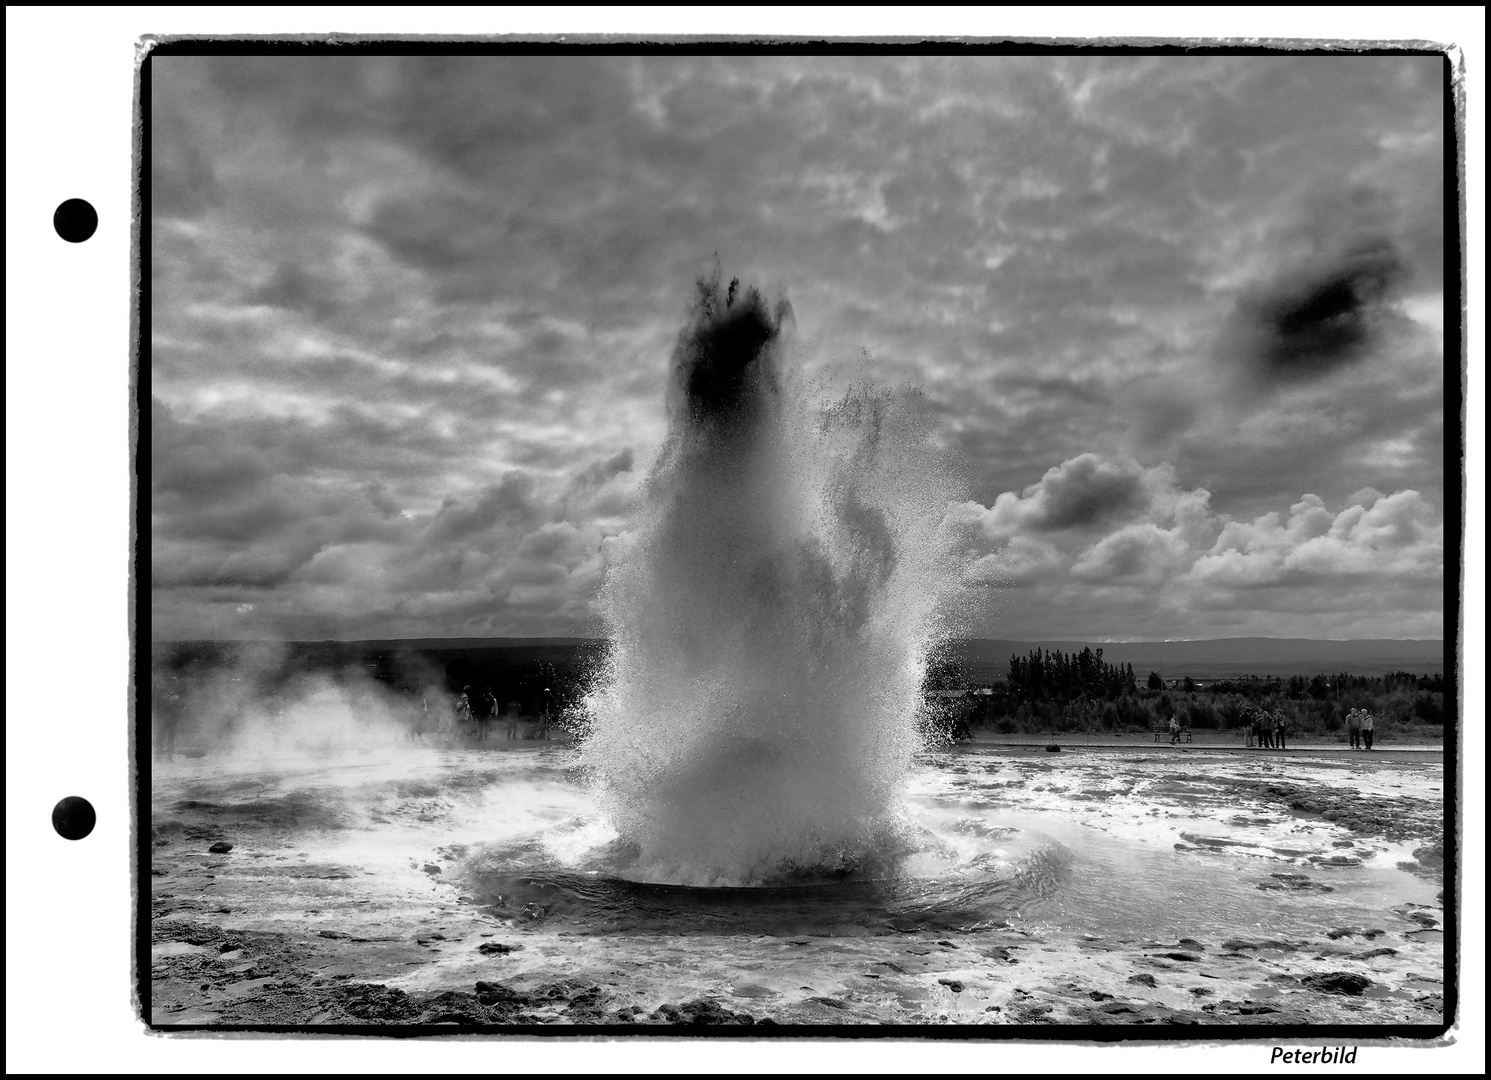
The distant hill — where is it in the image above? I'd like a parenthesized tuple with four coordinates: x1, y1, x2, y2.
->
(156, 635, 1446, 686)
(949, 638, 1447, 682)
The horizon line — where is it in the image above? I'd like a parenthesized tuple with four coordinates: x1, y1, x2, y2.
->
(151, 634, 1447, 645)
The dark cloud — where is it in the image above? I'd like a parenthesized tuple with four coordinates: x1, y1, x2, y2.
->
(154, 543, 317, 590)
(1225, 237, 1409, 383)
(425, 473, 539, 545)
(246, 261, 347, 320)
(152, 399, 273, 501)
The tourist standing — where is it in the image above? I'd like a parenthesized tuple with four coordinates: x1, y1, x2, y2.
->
(1345, 709, 1363, 749)
(507, 701, 521, 740)
(1362, 711, 1375, 751)
(479, 688, 497, 741)
(454, 687, 472, 735)
(1273, 710, 1288, 751)
(1168, 714, 1181, 745)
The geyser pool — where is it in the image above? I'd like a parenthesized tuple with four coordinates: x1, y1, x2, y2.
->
(576, 273, 961, 886)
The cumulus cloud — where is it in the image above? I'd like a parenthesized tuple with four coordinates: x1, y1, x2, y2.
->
(1190, 490, 1443, 588)
(955, 453, 1444, 639)
(956, 455, 1204, 542)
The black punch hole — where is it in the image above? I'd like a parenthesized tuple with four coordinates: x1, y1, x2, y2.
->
(52, 796, 96, 840)
(53, 199, 98, 243)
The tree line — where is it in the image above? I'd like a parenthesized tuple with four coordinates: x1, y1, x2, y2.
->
(923, 648, 1446, 740)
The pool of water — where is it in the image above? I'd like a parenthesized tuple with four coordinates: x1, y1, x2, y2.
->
(154, 742, 1443, 940)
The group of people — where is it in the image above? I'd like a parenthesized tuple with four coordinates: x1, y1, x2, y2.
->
(452, 686, 544, 741)
(1242, 707, 1290, 750)
(1344, 708, 1377, 750)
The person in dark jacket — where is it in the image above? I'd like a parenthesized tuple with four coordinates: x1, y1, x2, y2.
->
(478, 688, 497, 741)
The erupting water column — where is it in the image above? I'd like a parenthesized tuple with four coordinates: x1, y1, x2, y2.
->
(578, 272, 960, 886)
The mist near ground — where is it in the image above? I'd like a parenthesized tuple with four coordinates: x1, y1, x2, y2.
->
(150, 641, 455, 769)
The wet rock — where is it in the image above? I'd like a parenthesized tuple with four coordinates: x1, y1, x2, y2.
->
(562, 985, 607, 1021)
(317, 930, 349, 939)
(422, 864, 441, 876)
(1413, 841, 1445, 867)
(1222, 939, 1312, 952)
(1181, 833, 1256, 850)
(336, 984, 419, 1022)
(937, 979, 964, 993)
(1189, 987, 1215, 996)
(650, 998, 757, 1025)
(1008, 1002, 1055, 1022)
(1301, 972, 1373, 996)
(1354, 948, 1398, 960)
(1088, 990, 1114, 1001)
(208, 842, 233, 854)
(477, 941, 523, 956)
(474, 980, 526, 1009)
(414, 991, 486, 1025)
(1044, 744, 1061, 752)
(1325, 926, 1384, 940)
(1257, 873, 1333, 893)
(1154, 952, 1200, 962)
(979, 947, 1019, 964)
(1127, 973, 1158, 988)
(527, 979, 590, 1006)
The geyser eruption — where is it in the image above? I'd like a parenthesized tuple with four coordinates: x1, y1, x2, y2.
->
(578, 271, 959, 886)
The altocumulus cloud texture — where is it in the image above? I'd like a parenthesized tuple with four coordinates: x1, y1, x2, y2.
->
(149, 53, 1448, 642)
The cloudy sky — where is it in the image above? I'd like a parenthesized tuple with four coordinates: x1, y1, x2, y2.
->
(150, 51, 1449, 643)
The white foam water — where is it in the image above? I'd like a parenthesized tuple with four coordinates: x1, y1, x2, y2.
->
(576, 273, 961, 886)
